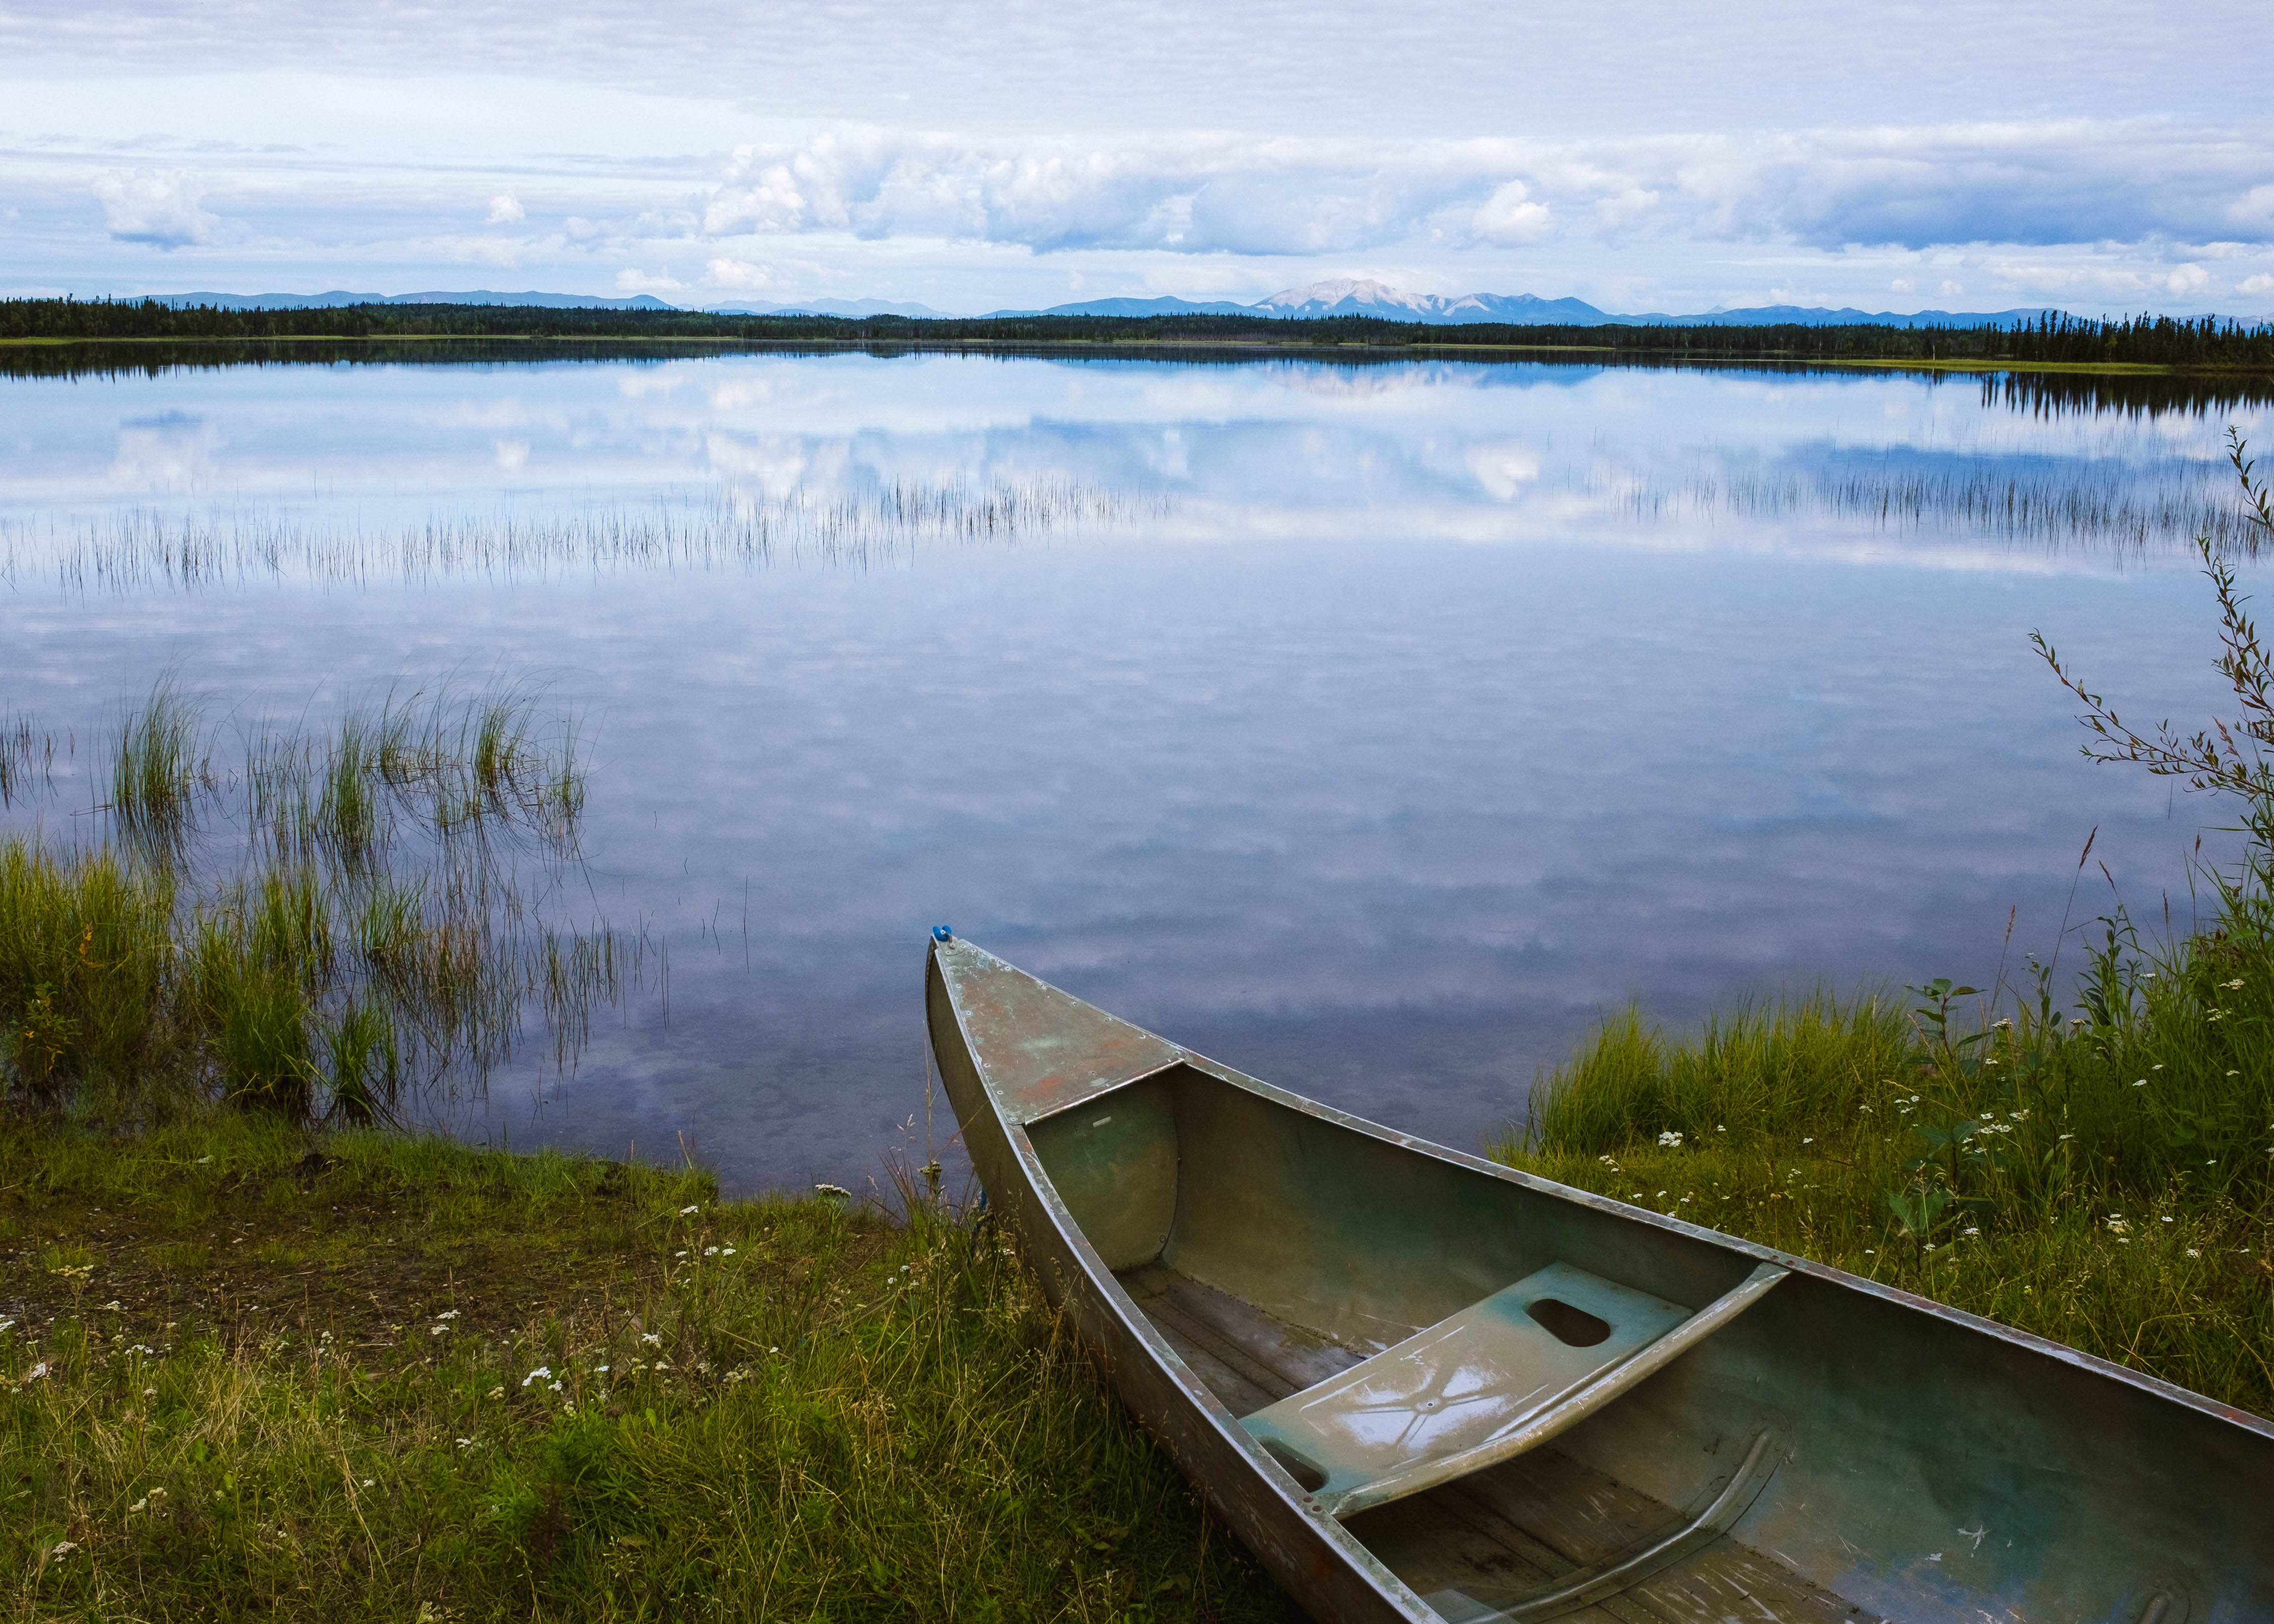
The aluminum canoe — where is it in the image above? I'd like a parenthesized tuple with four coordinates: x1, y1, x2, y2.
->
(925, 934, 2273, 1624)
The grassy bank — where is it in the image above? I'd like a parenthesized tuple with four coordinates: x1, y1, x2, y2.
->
(0, 1112, 1294, 1621)
(1489, 985, 2274, 1415)
(0, 681, 1288, 1618)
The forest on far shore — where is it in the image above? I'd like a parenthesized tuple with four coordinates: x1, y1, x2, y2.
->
(5, 298, 2274, 370)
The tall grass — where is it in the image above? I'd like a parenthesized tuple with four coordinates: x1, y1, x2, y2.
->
(109, 678, 203, 854)
(0, 1117, 1294, 1621)
(2, 680, 619, 1127)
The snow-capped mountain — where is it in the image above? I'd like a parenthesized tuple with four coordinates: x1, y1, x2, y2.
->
(1251, 281, 1620, 324)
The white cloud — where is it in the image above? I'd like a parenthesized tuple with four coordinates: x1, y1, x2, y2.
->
(2242, 273, 2274, 294)
(615, 267, 685, 292)
(1890, 277, 1915, 292)
(688, 119, 2274, 264)
(1472, 181, 1551, 244)
(91, 168, 216, 248)
(1938, 279, 1963, 297)
(2164, 261, 2207, 295)
(487, 193, 525, 224)
(705, 257, 777, 289)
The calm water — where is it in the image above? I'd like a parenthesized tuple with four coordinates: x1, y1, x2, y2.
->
(4, 347, 2269, 1193)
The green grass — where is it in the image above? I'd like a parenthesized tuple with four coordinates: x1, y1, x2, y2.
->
(0, 1112, 1294, 1622)
(4, 680, 614, 1127)
(1491, 953, 2274, 1415)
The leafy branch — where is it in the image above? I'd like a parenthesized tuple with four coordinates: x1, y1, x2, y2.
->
(2032, 430, 2274, 852)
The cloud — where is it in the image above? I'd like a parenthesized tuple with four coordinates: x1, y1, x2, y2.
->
(1890, 277, 1915, 293)
(487, 193, 525, 224)
(705, 256, 777, 289)
(615, 267, 684, 292)
(2164, 262, 2207, 295)
(2242, 273, 2274, 294)
(91, 168, 216, 248)
(689, 119, 2274, 263)
(1472, 181, 1551, 245)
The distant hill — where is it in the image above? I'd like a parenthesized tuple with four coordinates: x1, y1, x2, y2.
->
(982, 295, 1258, 319)
(1623, 302, 2058, 329)
(703, 297, 952, 318)
(136, 290, 679, 311)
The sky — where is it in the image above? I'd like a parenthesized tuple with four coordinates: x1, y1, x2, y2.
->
(4, 0, 2272, 317)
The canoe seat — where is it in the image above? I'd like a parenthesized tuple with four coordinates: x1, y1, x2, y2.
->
(1239, 1260, 1787, 1519)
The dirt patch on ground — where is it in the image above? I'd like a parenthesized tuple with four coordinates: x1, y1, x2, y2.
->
(0, 1153, 883, 1355)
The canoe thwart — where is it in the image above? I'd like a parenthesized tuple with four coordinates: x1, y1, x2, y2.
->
(1423, 1428, 1785, 1623)
(1242, 1262, 1789, 1519)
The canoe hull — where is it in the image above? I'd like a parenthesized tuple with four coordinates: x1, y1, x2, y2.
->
(927, 939, 2274, 1624)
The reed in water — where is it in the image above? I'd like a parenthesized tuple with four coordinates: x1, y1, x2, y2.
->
(3, 678, 622, 1127)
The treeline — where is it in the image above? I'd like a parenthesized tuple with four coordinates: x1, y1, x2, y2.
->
(6, 297, 2274, 370)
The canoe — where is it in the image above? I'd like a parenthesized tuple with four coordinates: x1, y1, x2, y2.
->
(924, 932, 2274, 1624)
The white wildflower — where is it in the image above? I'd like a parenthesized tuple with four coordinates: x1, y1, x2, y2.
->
(1657, 1130, 1683, 1147)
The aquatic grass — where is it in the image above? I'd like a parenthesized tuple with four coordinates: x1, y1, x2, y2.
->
(109, 678, 206, 856)
(2, 678, 620, 1127)
(0, 1114, 1296, 1621)
(10, 476, 1158, 596)
(0, 845, 180, 1109)
(1640, 461, 2257, 556)
(0, 713, 66, 810)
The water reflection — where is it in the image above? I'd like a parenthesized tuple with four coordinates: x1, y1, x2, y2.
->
(1, 349, 2268, 1194)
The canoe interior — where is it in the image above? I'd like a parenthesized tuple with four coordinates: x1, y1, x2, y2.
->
(1020, 1058, 2255, 1624)
(1032, 1061, 1864, 1621)
(1121, 1259, 1866, 1623)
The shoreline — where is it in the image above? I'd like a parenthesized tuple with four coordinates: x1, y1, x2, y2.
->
(0, 332, 2250, 377)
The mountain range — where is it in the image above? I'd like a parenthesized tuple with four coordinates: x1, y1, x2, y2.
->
(126, 279, 2060, 329)
(984, 280, 2056, 329)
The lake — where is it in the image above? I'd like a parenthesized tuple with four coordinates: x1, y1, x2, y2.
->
(3, 343, 2269, 1195)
